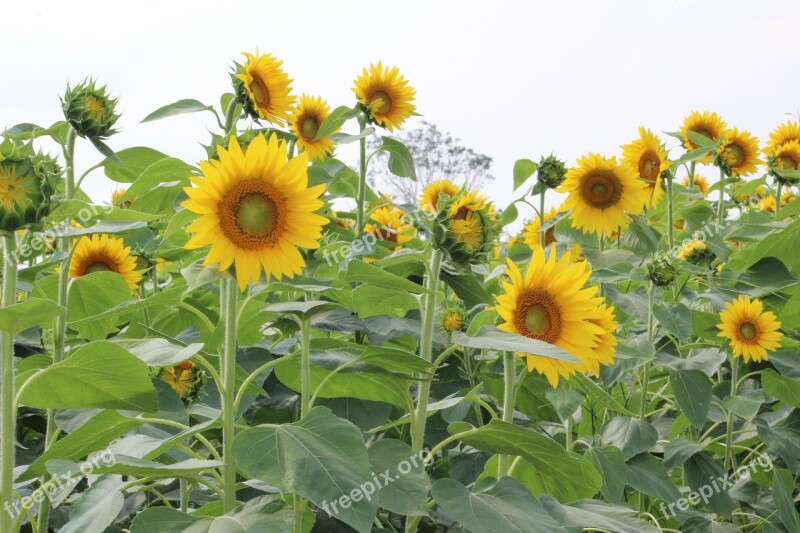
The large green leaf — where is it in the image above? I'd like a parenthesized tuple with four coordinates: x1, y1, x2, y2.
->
(102, 146, 170, 183)
(440, 270, 494, 308)
(130, 507, 203, 532)
(0, 297, 64, 335)
(762, 369, 800, 407)
(512, 159, 538, 191)
(375, 137, 417, 180)
(540, 496, 660, 533)
(570, 373, 633, 416)
(585, 446, 628, 503)
(599, 417, 658, 460)
(121, 157, 196, 201)
(773, 468, 800, 531)
(59, 476, 124, 533)
(670, 369, 712, 429)
(123, 338, 204, 367)
(624, 453, 681, 502)
(344, 260, 428, 293)
(315, 105, 359, 140)
(653, 302, 693, 341)
(684, 452, 736, 516)
(18, 341, 158, 411)
(141, 99, 215, 122)
(367, 439, 430, 515)
(452, 327, 580, 363)
(92, 456, 223, 477)
(68, 272, 132, 340)
(352, 284, 418, 318)
(233, 407, 377, 533)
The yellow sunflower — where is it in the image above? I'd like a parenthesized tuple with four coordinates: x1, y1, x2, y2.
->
(680, 111, 727, 164)
(364, 206, 415, 248)
(586, 303, 618, 374)
(69, 234, 142, 290)
(448, 190, 494, 251)
(235, 51, 296, 126)
(420, 179, 460, 212)
(557, 153, 647, 237)
(0, 163, 37, 211)
(718, 128, 762, 177)
(158, 360, 203, 399)
(522, 207, 558, 248)
(182, 134, 327, 290)
(676, 239, 713, 266)
(353, 62, 416, 132)
(681, 174, 710, 196)
(495, 247, 607, 387)
(767, 139, 800, 174)
(717, 295, 783, 363)
(766, 120, 800, 154)
(621, 127, 670, 208)
(288, 94, 337, 161)
(439, 304, 467, 334)
(758, 191, 795, 213)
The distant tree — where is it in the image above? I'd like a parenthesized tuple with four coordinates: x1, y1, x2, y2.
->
(367, 121, 494, 204)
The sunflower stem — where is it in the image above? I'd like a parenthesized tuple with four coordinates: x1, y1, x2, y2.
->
(775, 182, 783, 218)
(724, 357, 739, 471)
(220, 278, 238, 513)
(717, 166, 726, 226)
(223, 98, 239, 138)
(1, 234, 18, 533)
(497, 351, 517, 477)
(688, 161, 696, 189)
(538, 190, 546, 247)
(666, 171, 674, 249)
(356, 113, 368, 234)
(639, 282, 655, 422)
(300, 317, 312, 417)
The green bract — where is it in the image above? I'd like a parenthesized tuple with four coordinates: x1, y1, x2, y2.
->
(61, 78, 119, 139)
(0, 136, 60, 231)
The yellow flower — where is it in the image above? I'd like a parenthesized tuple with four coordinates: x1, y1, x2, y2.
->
(420, 179, 460, 212)
(353, 62, 416, 131)
(718, 128, 762, 177)
(676, 239, 714, 266)
(182, 134, 327, 290)
(766, 120, 800, 155)
(0, 163, 36, 212)
(717, 296, 782, 362)
(681, 174, 709, 196)
(69, 234, 142, 291)
(522, 207, 558, 248)
(439, 304, 467, 334)
(586, 303, 618, 374)
(758, 191, 795, 213)
(621, 127, 670, 208)
(448, 190, 494, 251)
(364, 206, 415, 248)
(495, 246, 608, 388)
(111, 187, 134, 209)
(289, 95, 337, 161)
(158, 360, 202, 398)
(680, 111, 727, 164)
(235, 51, 296, 126)
(558, 153, 647, 237)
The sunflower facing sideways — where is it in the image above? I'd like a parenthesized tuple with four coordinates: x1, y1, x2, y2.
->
(69, 234, 142, 291)
(364, 206, 415, 249)
(288, 95, 337, 161)
(558, 152, 647, 237)
(420, 179, 460, 213)
(522, 207, 558, 248)
(353, 62, 416, 131)
(766, 139, 800, 185)
(182, 134, 327, 290)
(717, 128, 762, 177)
(717, 295, 783, 363)
(621, 127, 671, 208)
(679, 111, 727, 164)
(234, 51, 296, 126)
(682, 174, 710, 196)
(765, 120, 800, 155)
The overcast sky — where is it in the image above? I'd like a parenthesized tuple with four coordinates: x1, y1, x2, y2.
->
(2, 0, 799, 226)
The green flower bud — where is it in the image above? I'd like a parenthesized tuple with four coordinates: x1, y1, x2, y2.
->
(537, 155, 568, 189)
(0, 136, 61, 231)
(431, 190, 499, 266)
(438, 303, 468, 334)
(646, 255, 677, 287)
(62, 78, 120, 140)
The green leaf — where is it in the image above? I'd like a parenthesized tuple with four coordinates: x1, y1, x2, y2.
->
(545, 388, 582, 423)
(315, 105, 359, 140)
(440, 270, 494, 308)
(625, 453, 681, 502)
(653, 302, 693, 341)
(540, 496, 660, 533)
(762, 369, 800, 407)
(68, 272, 132, 340)
(452, 326, 580, 363)
(0, 297, 64, 335)
(722, 390, 765, 421)
(375, 137, 417, 180)
(432, 477, 567, 533)
(599, 417, 658, 460)
(367, 439, 430, 515)
(773, 468, 800, 531)
(18, 341, 158, 411)
(264, 300, 344, 319)
(123, 338, 204, 367)
(585, 446, 628, 503)
(358, 346, 435, 378)
(513, 159, 538, 191)
(130, 508, 203, 532)
(670, 369, 712, 429)
(670, 144, 713, 170)
(569, 373, 633, 416)
(233, 407, 377, 533)
(69, 286, 182, 326)
(92, 456, 223, 477)
(60, 476, 124, 533)
(102, 147, 170, 183)
(345, 260, 428, 293)
(684, 452, 737, 515)
(48, 199, 160, 222)
(663, 438, 706, 469)
(90, 137, 121, 163)
(687, 129, 717, 148)
(120, 157, 195, 201)
(141, 99, 214, 122)
(352, 284, 418, 318)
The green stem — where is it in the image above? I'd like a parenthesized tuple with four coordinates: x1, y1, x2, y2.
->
(497, 352, 517, 477)
(220, 278, 238, 513)
(539, 190, 546, 247)
(717, 167, 726, 226)
(223, 99, 239, 138)
(180, 479, 189, 513)
(639, 283, 655, 422)
(724, 357, 739, 471)
(775, 182, 783, 218)
(300, 318, 312, 417)
(688, 161, 696, 188)
(666, 172, 674, 249)
(355, 113, 368, 234)
(1, 234, 18, 533)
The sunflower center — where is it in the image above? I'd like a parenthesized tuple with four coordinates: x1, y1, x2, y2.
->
(250, 76, 271, 108)
(443, 312, 464, 332)
(639, 150, 660, 182)
(544, 226, 556, 246)
(778, 155, 798, 170)
(515, 289, 562, 343)
(369, 91, 392, 115)
(726, 143, 745, 167)
(83, 95, 106, 121)
(301, 116, 319, 139)
(219, 179, 287, 250)
(84, 261, 114, 274)
(581, 171, 623, 209)
(739, 321, 757, 341)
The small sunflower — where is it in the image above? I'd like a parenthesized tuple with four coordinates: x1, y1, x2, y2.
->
(758, 191, 795, 213)
(766, 120, 800, 155)
(438, 303, 468, 334)
(767, 140, 800, 185)
(717, 128, 762, 177)
(717, 296, 783, 363)
(585, 303, 618, 374)
(111, 187, 133, 209)
(0, 163, 37, 212)
(420, 179, 460, 212)
(183, 134, 327, 290)
(676, 239, 714, 266)
(680, 111, 727, 164)
(557, 152, 647, 237)
(447, 190, 494, 252)
(522, 207, 558, 248)
(364, 206, 415, 248)
(621, 127, 670, 208)
(234, 51, 296, 125)
(158, 360, 206, 399)
(353, 62, 416, 132)
(495, 247, 607, 387)
(681, 174, 710, 196)
(289, 95, 337, 161)
(69, 234, 142, 291)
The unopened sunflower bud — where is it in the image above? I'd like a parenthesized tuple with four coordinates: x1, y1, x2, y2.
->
(0, 136, 61, 231)
(438, 303, 468, 334)
(62, 78, 119, 140)
(647, 256, 677, 286)
(537, 155, 568, 189)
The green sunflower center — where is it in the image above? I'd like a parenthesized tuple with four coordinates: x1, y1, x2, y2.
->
(83, 95, 107, 121)
(581, 171, 623, 209)
(739, 322, 757, 341)
(85, 261, 113, 274)
(515, 289, 562, 344)
(639, 150, 660, 181)
(726, 143, 746, 167)
(250, 76, 271, 109)
(236, 193, 278, 237)
(369, 91, 392, 115)
(301, 116, 319, 139)
(219, 179, 287, 250)
(778, 155, 798, 170)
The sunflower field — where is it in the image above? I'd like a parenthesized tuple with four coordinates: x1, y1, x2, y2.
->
(1, 51, 800, 533)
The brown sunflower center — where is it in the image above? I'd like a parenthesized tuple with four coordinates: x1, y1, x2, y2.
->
(250, 76, 271, 108)
(726, 143, 746, 167)
(639, 150, 661, 182)
(369, 90, 392, 115)
(580, 171, 623, 209)
(218, 179, 286, 250)
(84, 261, 114, 274)
(544, 226, 556, 246)
(301, 116, 319, 139)
(778, 155, 798, 170)
(739, 321, 757, 341)
(515, 289, 562, 343)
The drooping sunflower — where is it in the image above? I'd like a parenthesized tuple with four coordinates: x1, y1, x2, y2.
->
(288, 94, 337, 161)
(234, 52, 296, 125)
(718, 128, 762, 177)
(495, 247, 607, 387)
(680, 111, 727, 164)
(558, 153, 647, 237)
(681, 174, 710, 196)
(717, 295, 783, 363)
(69, 234, 142, 290)
(353, 62, 416, 132)
(420, 179, 460, 212)
(522, 207, 558, 248)
(676, 239, 714, 266)
(182, 134, 327, 290)
(157, 360, 206, 399)
(364, 206, 415, 248)
(766, 120, 800, 155)
(621, 127, 670, 208)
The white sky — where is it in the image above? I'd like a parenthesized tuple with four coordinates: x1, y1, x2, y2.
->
(2, 0, 799, 226)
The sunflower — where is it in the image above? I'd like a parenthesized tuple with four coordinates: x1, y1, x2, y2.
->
(766, 120, 800, 154)
(621, 127, 670, 208)
(288, 95, 336, 161)
(496, 247, 608, 387)
(234, 51, 296, 125)
(586, 303, 618, 374)
(111, 187, 133, 209)
(557, 153, 647, 237)
(364, 206, 415, 248)
(717, 296, 783, 363)
(522, 207, 558, 248)
(681, 174, 710, 196)
(420, 179, 460, 212)
(758, 191, 795, 213)
(717, 128, 762, 177)
(766, 140, 800, 185)
(448, 190, 494, 251)
(680, 111, 727, 164)
(676, 239, 714, 266)
(158, 360, 205, 399)
(183, 134, 327, 290)
(439, 303, 467, 334)
(353, 62, 416, 131)
(0, 163, 37, 212)
(69, 234, 142, 290)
